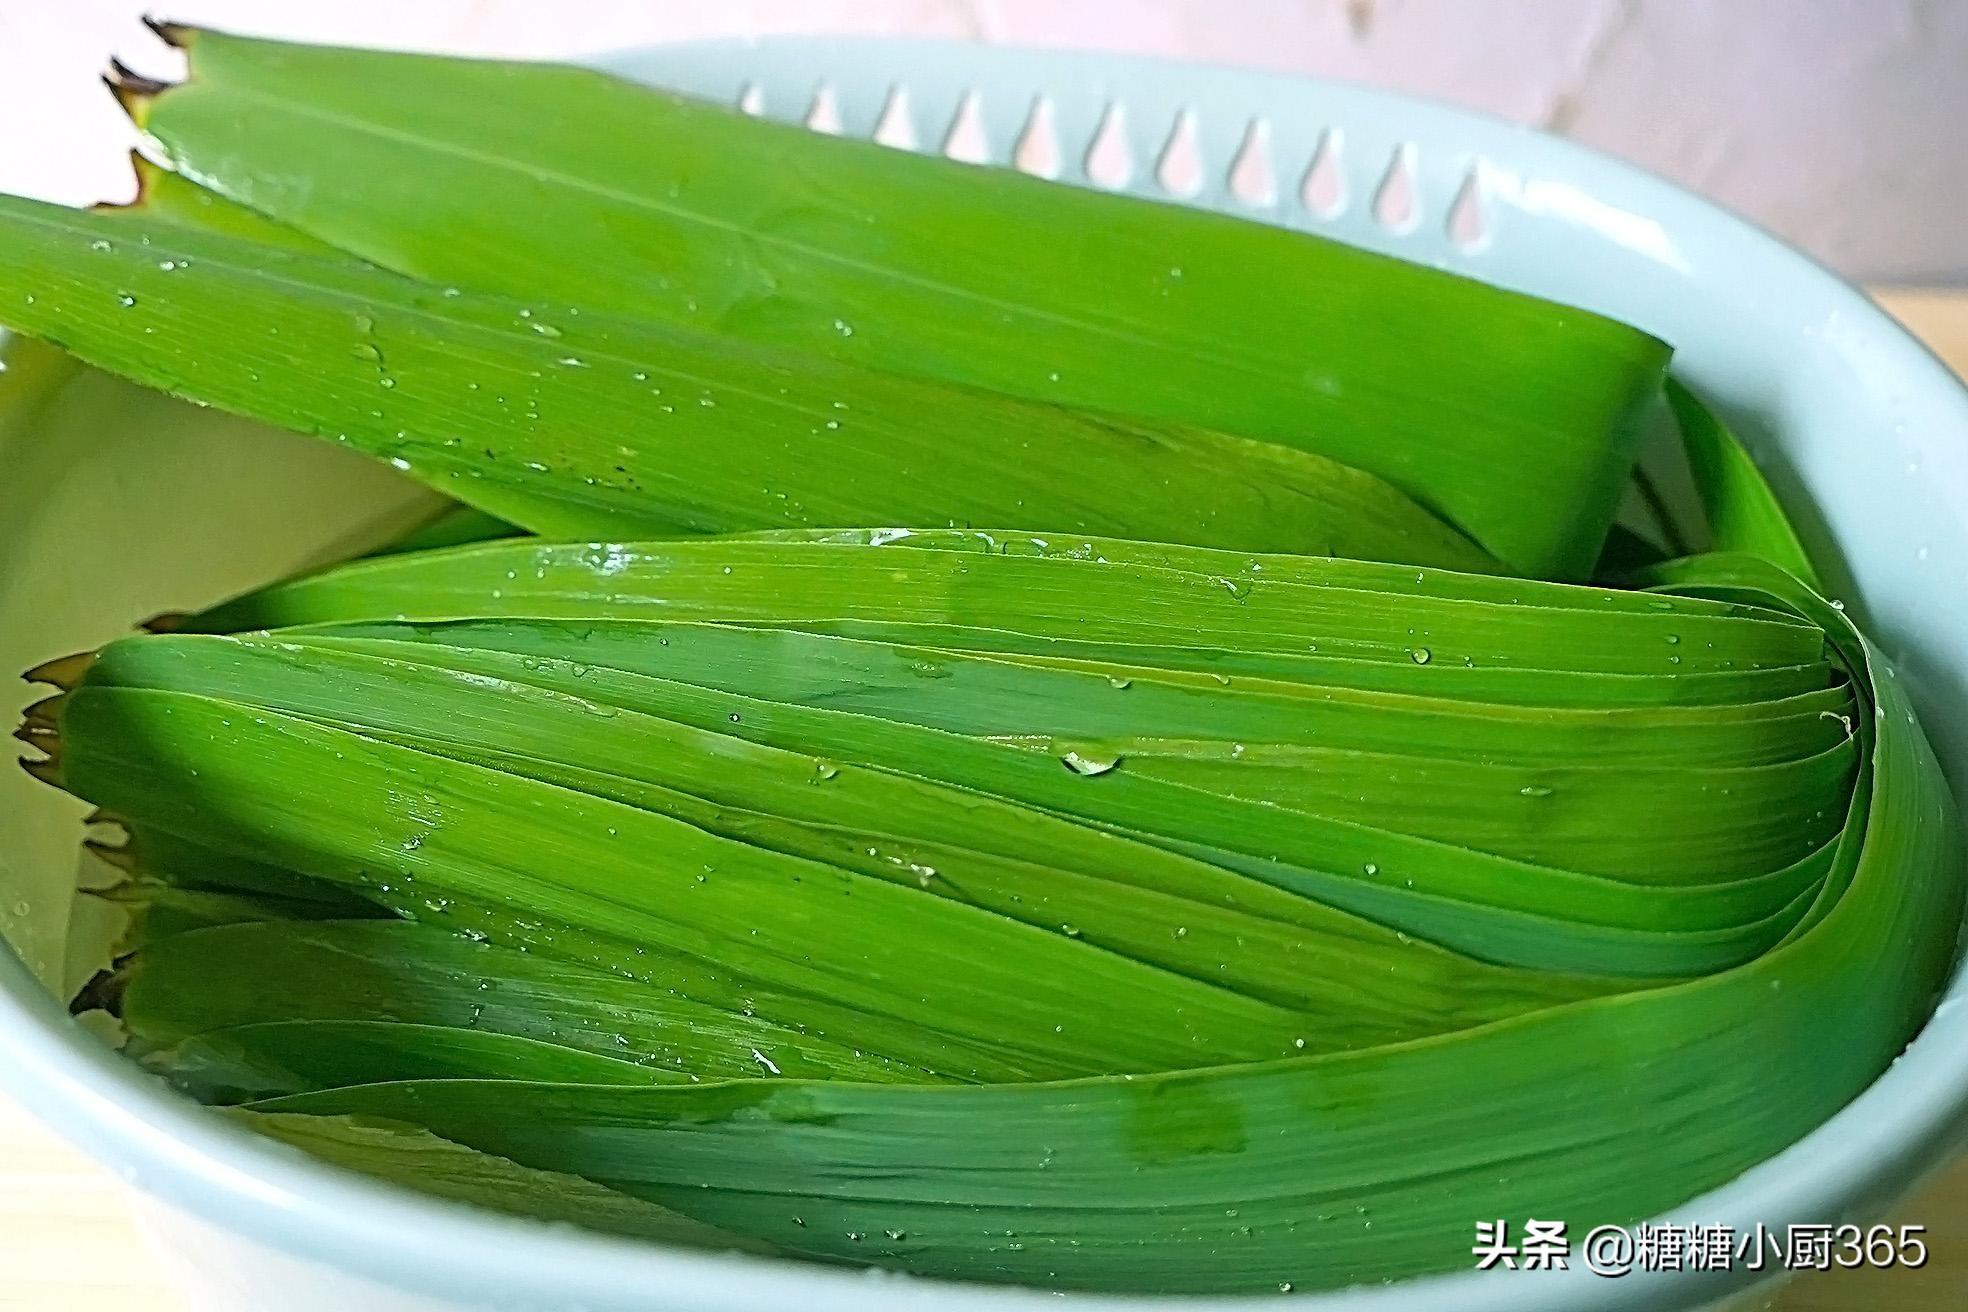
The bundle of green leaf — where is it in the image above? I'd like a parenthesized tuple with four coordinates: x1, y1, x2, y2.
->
(14, 531, 1958, 1291)
(1, 26, 1960, 1299)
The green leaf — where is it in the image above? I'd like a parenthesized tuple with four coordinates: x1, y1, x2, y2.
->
(189, 536, 1823, 677)
(228, 1110, 776, 1254)
(132, 28, 1671, 576)
(1667, 380, 1821, 585)
(117, 918, 923, 1095)
(0, 194, 1492, 570)
(104, 155, 342, 254)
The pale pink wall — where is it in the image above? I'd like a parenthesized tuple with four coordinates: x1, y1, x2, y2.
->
(2, 0, 1963, 281)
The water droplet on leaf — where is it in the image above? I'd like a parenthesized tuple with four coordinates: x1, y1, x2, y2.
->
(1060, 749, 1122, 776)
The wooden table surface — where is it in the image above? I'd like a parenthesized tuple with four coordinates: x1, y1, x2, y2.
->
(2, 290, 1965, 1311)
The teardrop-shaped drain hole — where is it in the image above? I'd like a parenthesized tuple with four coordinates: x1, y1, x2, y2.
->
(805, 84, 843, 135)
(1085, 102, 1134, 190)
(1446, 167, 1490, 249)
(1373, 144, 1418, 231)
(872, 85, 917, 150)
(1300, 130, 1345, 216)
(1155, 110, 1203, 197)
(1014, 96, 1062, 178)
(943, 90, 991, 164)
(1228, 118, 1277, 207)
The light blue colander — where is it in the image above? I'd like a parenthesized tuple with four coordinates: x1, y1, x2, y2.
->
(1, 36, 1965, 1312)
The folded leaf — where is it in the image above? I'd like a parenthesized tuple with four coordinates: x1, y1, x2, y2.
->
(1667, 380, 1821, 585)
(234, 556, 1957, 1292)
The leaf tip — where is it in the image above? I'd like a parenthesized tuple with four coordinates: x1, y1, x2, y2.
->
(141, 16, 195, 51)
(103, 57, 170, 126)
(69, 965, 128, 1018)
(23, 650, 94, 691)
(83, 836, 139, 872)
(17, 750, 63, 789)
(19, 690, 66, 731)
